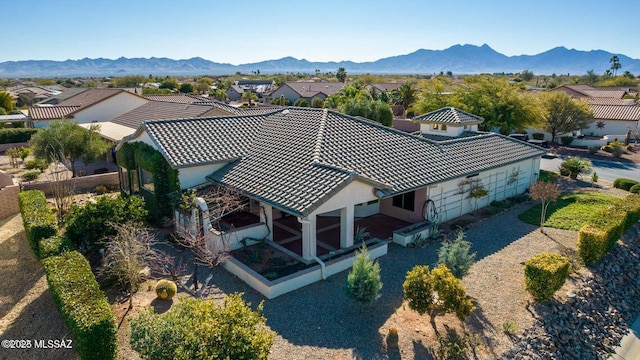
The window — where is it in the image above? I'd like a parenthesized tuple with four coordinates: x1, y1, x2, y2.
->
(119, 167, 130, 194)
(441, 124, 447, 131)
(463, 125, 469, 130)
(392, 191, 415, 211)
(432, 124, 446, 131)
(139, 167, 154, 193)
(432, 124, 439, 130)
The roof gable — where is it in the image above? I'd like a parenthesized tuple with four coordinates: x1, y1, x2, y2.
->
(281, 82, 345, 97)
(413, 107, 484, 125)
(111, 101, 217, 129)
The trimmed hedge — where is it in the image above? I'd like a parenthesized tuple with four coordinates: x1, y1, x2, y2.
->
(43, 251, 117, 360)
(18, 190, 57, 257)
(613, 178, 639, 191)
(578, 207, 626, 265)
(630, 184, 640, 194)
(0, 128, 38, 144)
(618, 194, 640, 229)
(524, 253, 570, 302)
(39, 235, 73, 259)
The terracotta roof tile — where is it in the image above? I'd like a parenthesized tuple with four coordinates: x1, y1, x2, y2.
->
(28, 105, 80, 120)
(590, 104, 640, 121)
(112, 101, 217, 129)
(58, 88, 127, 107)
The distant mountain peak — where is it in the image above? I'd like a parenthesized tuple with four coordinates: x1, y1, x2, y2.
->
(0, 44, 637, 77)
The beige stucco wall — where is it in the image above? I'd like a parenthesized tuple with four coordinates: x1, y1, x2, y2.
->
(73, 93, 148, 124)
(178, 163, 225, 189)
(309, 180, 377, 217)
(379, 187, 428, 223)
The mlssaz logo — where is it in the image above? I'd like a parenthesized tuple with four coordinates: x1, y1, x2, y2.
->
(34, 339, 73, 349)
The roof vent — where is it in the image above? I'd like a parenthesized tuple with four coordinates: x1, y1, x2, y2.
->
(282, 109, 290, 115)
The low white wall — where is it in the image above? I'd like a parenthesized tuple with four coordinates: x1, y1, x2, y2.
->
(209, 223, 269, 251)
(223, 241, 388, 299)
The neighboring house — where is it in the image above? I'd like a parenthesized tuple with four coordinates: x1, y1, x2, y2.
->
(266, 81, 345, 104)
(28, 88, 149, 128)
(583, 104, 640, 137)
(36, 87, 90, 105)
(364, 82, 404, 95)
(117, 107, 544, 297)
(8, 86, 61, 103)
(552, 84, 637, 100)
(144, 94, 210, 103)
(226, 80, 275, 101)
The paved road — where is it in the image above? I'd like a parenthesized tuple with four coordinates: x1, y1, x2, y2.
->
(610, 315, 640, 360)
(541, 156, 640, 181)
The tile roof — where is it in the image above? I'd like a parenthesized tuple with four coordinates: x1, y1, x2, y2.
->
(587, 98, 632, 106)
(111, 101, 218, 129)
(583, 90, 627, 99)
(282, 82, 345, 98)
(58, 88, 129, 107)
(28, 105, 80, 120)
(143, 94, 210, 103)
(369, 83, 404, 92)
(413, 107, 484, 125)
(420, 131, 482, 142)
(36, 87, 89, 105)
(138, 108, 543, 216)
(590, 104, 640, 121)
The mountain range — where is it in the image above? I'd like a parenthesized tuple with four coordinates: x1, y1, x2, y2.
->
(1, 44, 638, 78)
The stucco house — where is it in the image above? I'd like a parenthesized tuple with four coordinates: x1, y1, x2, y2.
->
(265, 81, 345, 104)
(28, 88, 149, 128)
(117, 106, 544, 297)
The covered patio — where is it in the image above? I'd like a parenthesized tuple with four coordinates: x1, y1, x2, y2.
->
(272, 213, 411, 259)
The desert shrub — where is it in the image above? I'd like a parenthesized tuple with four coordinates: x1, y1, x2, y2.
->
(611, 146, 624, 158)
(578, 208, 626, 265)
(25, 158, 49, 171)
(130, 294, 274, 360)
(524, 253, 570, 302)
(43, 251, 117, 360)
(18, 190, 57, 257)
(559, 157, 592, 179)
(437, 333, 469, 360)
(21, 171, 40, 181)
(609, 140, 625, 148)
(560, 136, 574, 146)
(532, 133, 545, 140)
(587, 145, 599, 154)
(613, 178, 639, 191)
(0, 128, 38, 143)
(503, 321, 518, 335)
(94, 185, 108, 194)
(386, 328, 399, 349)
(155, 279, 178, 300)
(625, 145, 633, 151)
(345, 244, 383, 306)
(437, 231, 476, 279)
(618, 194, 640, 229)
(39, 235, 73, 259)
(600, 145, 613, 153)
(64, 195, 148, 252)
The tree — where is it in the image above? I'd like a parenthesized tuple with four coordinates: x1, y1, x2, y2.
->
(294, 98, 309, 107)
(29, 120, 109, 177)
(610, 55, 622, 77)
(529, 181, 562, 233)
(195, 77, 214, 94)
(0, 91, 13, 113)
(159, 78, 178, 90)
(584, 69, 599, 85)
(102, 223, 157, 311)
(339, 97, 393, 126)
(336, 67, 347, 83)
(111, 75, 145, 88)
(390, 82, 417, 110)
(521, 70, 535, 82)
(412, 77, 454, 114)
(209, 88, 227, 101)
(242, 91, 258, 106)
(452, 76, 538, 134)
(560, 157, 592, 179)
(538, 91, 593, 145)
(345, 244, 382, 307)
(311, 97, 324, 108)
(130, 294, 275, 360)
(402, 264, 474, 330)
(272, 96, 291, 106)
(437, 231, 476, 278)
(179, 82, 194, 93)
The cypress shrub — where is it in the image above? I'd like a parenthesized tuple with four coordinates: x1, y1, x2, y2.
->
(524, 253, 570, 302)
(18, 190, 57, 257)
(43, 251, 117, 360)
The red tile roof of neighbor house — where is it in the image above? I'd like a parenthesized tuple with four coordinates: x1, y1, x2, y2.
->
(58, 88, 135, 107)
(587, 98, 634, 106)
(282, 82, 345, 97)
(134, 107, 545, 217)
(590, 104, 640, 121)
(28, 105, 80, 120)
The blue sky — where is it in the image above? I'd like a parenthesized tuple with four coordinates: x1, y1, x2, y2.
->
(4, 0, 637, 63)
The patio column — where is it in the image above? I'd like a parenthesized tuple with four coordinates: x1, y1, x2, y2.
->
(260, 203, 274, 241)
(298, 215, 316, 261)
(340, 206, 354, 248)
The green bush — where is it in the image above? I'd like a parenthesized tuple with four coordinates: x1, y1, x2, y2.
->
(611, 146, 624, 158)
(155, 279, 178, 300)
(618, 194, 640, 229)
(587, 145, 599, 154)
(18, 190, 57, 257)
(64, 195, 148, 252)
(437, 231, 476, 279)
(43, 251, 117, 360)
(524, 253, 570, 302)
(39, 235, 74, 259)
(345, 244, 383, 306)
(24, 158, 49, 171)
(609, 140, 625, 148)
(630, 185, 640, 194)
(0, 128, 39, 144)
(560, 136, 574, 146)
(130, 294, 274, 360)
(613, 178, 639, 191)
(600, 145, 613, 153)
(560, 157, 592, 179)
(22, 171, 40, 181)
(578, 208, 626, 265)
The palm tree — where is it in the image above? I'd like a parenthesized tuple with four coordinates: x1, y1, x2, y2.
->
(609, 55, 622, 77)
(390, 83, 417, 110)
(241, 91, 258, 107)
